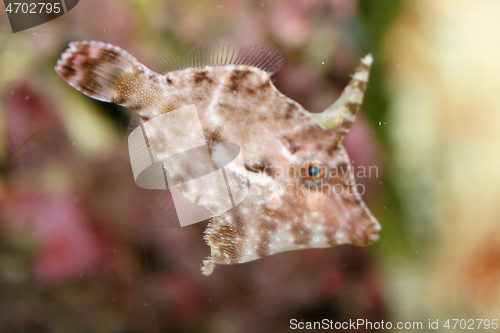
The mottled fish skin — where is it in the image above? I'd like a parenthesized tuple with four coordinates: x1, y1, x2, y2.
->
(55, 41, 380, 276)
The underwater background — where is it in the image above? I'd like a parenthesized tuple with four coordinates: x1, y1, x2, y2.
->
(1, 0, 499, 332)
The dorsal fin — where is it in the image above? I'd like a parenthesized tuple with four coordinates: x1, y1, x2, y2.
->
(157, 40, 283, 76)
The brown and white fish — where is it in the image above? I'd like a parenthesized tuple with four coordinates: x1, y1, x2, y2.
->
(55, 40, 381, 275)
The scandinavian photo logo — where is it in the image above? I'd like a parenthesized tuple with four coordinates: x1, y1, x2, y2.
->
(128, 105, 249, 227)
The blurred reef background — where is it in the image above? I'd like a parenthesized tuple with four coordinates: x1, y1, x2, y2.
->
(1, 0, 499, 332)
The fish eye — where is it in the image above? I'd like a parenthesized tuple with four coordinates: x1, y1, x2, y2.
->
(300, 160, 330, 185)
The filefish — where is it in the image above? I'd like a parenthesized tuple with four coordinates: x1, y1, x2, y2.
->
(55, 40, 380, 275)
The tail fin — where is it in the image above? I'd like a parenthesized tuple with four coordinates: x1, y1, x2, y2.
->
(55, 41, 139, 103)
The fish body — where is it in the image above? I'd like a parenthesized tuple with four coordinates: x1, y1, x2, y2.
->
(55, 41, 380, 275)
